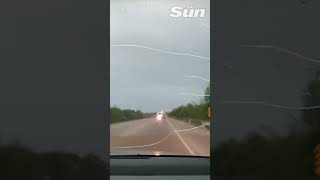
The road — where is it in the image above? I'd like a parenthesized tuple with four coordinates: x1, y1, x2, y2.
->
(110, 117, 210, 156)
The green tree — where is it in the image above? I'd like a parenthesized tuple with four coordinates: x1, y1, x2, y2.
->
(170, 84, 210, 124)
(110, 107, 145, 124)
(203, 84, 210, 105)
(110, 106, 123, 123)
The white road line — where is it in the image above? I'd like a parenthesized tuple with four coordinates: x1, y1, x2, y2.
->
(111, 121, 210, 149)
(167, 119, 196, 156)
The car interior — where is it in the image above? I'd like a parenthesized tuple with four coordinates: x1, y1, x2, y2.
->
(110, 155, 210, 180)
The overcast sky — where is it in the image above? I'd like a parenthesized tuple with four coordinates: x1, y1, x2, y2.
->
(110, 0, 210, 112)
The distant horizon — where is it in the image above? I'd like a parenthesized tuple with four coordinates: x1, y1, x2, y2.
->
(110, 98, 204, 113)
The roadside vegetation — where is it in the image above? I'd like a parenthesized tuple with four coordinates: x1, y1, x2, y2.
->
(110, 106, 146, 124)
(170, 85, 210, 125)
(110, 85, 211, 125)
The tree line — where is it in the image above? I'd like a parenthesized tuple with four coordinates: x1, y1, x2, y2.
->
(110, 106, 146, 124)
(110, 85, 211, 125)
(170, 85, 210, 125)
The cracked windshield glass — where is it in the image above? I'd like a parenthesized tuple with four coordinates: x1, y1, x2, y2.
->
(110, 0, 210, 156)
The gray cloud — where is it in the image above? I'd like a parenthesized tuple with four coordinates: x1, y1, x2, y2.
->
(111, 0, 210, 112)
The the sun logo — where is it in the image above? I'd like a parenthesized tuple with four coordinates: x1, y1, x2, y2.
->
(170, 6, 206, 18)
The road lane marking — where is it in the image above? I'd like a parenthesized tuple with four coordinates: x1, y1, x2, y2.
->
(166, 119, 196, 156)
(111, 121, 210, 150)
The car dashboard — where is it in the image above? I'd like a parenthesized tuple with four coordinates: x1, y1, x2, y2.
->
(110, 155, 210, 180)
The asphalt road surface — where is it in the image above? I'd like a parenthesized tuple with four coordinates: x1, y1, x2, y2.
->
(110, 117, 210, 156)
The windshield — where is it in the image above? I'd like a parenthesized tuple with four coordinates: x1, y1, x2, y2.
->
(110, 0, 210, 156)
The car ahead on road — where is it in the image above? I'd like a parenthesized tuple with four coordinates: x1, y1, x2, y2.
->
(154, 111, 168, 122)
(110, 149, 210, 180)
